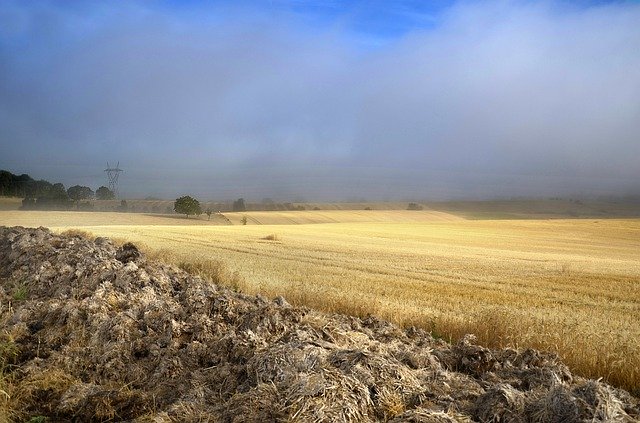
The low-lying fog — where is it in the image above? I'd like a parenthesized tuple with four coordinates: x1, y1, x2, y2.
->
(1, 1, 639, 200)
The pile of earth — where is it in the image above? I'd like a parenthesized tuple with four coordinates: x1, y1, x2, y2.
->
(0, 226, 638, 422)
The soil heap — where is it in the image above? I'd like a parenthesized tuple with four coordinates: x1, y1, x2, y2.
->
(0, 226, 638, 422)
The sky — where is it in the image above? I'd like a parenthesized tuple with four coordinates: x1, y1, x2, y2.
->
(1, 0, 639, 200)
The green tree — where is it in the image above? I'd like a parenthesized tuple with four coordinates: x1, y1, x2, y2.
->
(67, 185, 94, 209)
(67, 185, 94, 201)
(174, 195, 202, 218)
(50, 183, 68, 200)
(96, 186, 115, 200)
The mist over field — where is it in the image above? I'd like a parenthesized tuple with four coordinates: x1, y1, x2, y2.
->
(1, 0, 639, 200)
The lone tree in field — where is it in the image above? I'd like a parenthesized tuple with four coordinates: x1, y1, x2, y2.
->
(205, 209, 212, 220)
(96, 186, 115, 200)
(174, 196, 202, 218)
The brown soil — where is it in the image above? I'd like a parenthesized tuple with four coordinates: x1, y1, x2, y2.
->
(0, 226, 638, 422)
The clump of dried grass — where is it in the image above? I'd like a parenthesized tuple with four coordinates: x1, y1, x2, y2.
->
(374, 387, 406, 420)
(261, 233, 280, 241)
(525, 386, 580, 422)
(0, 334, 19, 423)
(475, 383, 525, 422)
(389, 409, 473, 422)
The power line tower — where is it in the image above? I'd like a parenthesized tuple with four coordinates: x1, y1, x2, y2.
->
(104, 162, 123, 198)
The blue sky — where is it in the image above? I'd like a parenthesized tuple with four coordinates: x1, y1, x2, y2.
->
(4, 1, 630, 47)
(1, 0, 639, 200)
(162, 0, 635, 41)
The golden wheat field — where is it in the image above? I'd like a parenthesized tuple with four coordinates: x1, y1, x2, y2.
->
(2, 209, 639, 393)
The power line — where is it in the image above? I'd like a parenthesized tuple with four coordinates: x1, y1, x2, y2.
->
(104, 162, 123, 198)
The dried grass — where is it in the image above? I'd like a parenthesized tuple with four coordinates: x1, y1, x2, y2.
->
(261, 233, 281, 241)
(38, 218, 640, 394)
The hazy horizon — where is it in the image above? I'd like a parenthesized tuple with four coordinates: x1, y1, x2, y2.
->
(1, 0, 639, 201)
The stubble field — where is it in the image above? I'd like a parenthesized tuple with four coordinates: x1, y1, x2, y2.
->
(1, 209, 639, 393)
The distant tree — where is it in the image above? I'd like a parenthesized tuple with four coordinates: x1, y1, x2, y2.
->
(27, 180, 53, 198)
(35, 182, 72, 210)
(50, 183, 68, 200)
(205, 209, 212, 220)
(241, 216, 247, 225)
(96, 186, 115, 200)
(67, 185, 94, 202)
(1, 170, 76, 209)
(0, 171, 11, 196)
(118, 200, 128, 212)
(174, 195, 202, 218)
(407, 203, 423, 211)
(0, 170, 35, 197)
(233, 198, 246, 212)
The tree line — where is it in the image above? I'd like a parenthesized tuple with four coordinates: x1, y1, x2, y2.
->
(1, 170, 116, 210)
(174, 196, 248, 219)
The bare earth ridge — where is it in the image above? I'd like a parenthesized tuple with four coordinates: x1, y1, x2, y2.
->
(0, 226, 638, 422)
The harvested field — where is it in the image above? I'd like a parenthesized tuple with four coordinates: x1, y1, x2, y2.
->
(0, 209, 461, 227)
(0, 210, 229, 227)
(427, 198, 640, 219)
(1, 227, 638, 421)
(1, 211, 639, 395)
(223, 209, 462, 225)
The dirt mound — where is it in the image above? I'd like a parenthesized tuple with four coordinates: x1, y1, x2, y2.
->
(0, 226, 638, 422)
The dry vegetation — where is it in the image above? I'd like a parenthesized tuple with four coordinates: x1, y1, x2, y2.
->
(0, 209, 460, 227)
(1, 210, 639, 396)
(0, 210, 228, 226)
(223, 209, 462, 225)
(3, 227, 637, 421)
